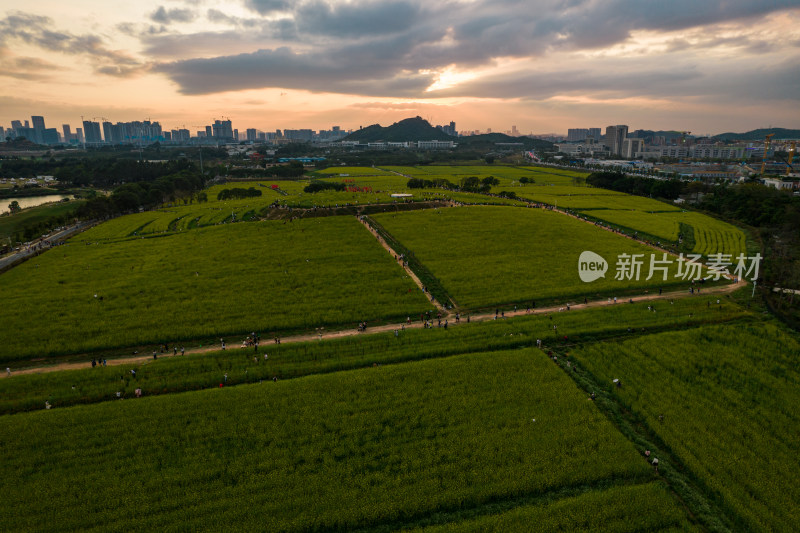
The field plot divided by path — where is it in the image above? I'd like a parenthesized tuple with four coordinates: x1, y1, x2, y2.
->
(569, 321, 800, 532)
(0, 350, 688, 531)
(0, 216, 430, 362)
(373, 206, 691, 309)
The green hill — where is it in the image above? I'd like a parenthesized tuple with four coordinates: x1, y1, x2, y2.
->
(457, 132, 552, 151)
(712, 128, 800, 141)
(342, 117, 454, 142)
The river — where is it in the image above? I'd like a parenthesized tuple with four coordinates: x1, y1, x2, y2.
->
(1, 195, 75, 215)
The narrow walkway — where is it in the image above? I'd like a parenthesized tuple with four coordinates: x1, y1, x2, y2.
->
(356, 216, 449, 314)
(3, 281, 740, 377)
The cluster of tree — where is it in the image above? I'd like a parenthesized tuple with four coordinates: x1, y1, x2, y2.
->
(460, 176, 499, 193)
(228, 161, 307, 178)
(586, 171, 682, 200)
(76, 169, 206, 219)
(216, 187, 262, 200)
(304, 181, 345, 193)
(588, 170, 800, 327)
(497, 191, 518, 199)
(407, 178, 455, 189)
(518, 177, 535, 184)
(0, 156, 200, 189)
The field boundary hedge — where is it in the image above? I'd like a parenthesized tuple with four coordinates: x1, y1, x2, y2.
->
(363, 214, 456, 309)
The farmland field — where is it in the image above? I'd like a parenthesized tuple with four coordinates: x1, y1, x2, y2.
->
(568, 322, 800, 532)
(1, 163, 790, 532)
(0, 216, 430, 361)
(373, 206, 694, 309)
(0, 293, 751, 414)
(0, 350, 686, 531)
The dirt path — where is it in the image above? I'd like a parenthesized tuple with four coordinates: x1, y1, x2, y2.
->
(356, 216, 449, 314)
(3, 281, 741, 378)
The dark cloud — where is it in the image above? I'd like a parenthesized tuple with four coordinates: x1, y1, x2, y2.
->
(146, 0, 800, 99)
(433, 57, 800, 103)
(295, 1, 422, 37)
(244, 0, 290, 15)
(155, 46, 434, 96)
(150, 6, 197, 24)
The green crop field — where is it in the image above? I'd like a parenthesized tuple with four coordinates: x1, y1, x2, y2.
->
(1, 350, 684, 531)
(0, 217, 430, 361)
(568, 322, 800, 532)
(1, 163, 788, 532)
(412, 482, 695, 532)
(373, 206, 699, 309)
(0, 293, 750, 413)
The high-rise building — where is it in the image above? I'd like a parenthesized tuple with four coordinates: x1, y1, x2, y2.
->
(205, 126, 213, 138)
(567, 129, 588, 142)
(437, 121, 457, 136)
(10, 120, 22, 132)
(31, 115, 45, 132)
(604, 125, 629, 156)
(0, 127, 5, 141)
(212, 120, 234, 141)
(102, 122, 114, 144)
(83, 121, 102, 144)
(76, 127, 84, 143)
(621, 138, 644, 159)
(233, 128, 239, 141)
(246, 128, 257, 142)
(588, 128, 602, 140)
(63, 124, 72, 142)
(42, 128, 59, 145)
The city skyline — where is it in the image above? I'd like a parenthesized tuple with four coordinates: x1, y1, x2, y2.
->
(1, 1, 799, 134)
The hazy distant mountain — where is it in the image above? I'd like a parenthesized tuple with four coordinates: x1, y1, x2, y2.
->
(711, 128, 800, 141)
(342, 117, 454, 142)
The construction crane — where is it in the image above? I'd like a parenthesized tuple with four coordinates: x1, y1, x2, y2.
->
(760, 133, 775, 175)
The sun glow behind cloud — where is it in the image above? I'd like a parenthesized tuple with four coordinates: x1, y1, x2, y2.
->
(0, 1, 797, 133)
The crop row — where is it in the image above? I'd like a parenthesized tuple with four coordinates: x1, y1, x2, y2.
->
(0, 217, 431, 361)
(0, 293, 752, 414)
(0, 350, 659, 531)
(373, 206, 696, 309)
(568, 321, 800, 531)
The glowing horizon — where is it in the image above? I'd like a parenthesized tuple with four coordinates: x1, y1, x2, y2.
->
(1, 1, 798, 135)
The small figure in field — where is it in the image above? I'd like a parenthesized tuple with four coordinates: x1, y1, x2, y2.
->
(181, 346, 185, 356)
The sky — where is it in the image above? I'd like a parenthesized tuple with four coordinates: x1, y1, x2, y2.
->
(0, 0, 799, 135)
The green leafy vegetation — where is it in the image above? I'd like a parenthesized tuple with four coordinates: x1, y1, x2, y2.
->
(0, 217, 429, 361)
(374, 206, 697, 309)
(0, 350, 663, 531)
(569, 322, 800, 532)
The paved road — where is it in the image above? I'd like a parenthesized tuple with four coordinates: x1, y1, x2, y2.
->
(0, 221, 92, 271)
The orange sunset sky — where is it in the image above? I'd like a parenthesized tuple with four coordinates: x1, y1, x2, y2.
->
(1, 0, 798, 135)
